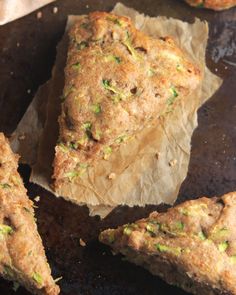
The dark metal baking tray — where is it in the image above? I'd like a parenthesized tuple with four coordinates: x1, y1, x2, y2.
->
(0, 0, 235, 294)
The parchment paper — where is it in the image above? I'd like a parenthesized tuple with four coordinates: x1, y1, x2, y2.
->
(0, 0, 55, 25)
(11, 3, 222, 217)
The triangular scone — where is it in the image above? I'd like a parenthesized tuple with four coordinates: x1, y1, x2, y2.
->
(53, 11, 202, 190)
(185, 0, 236, 10)
(0, 133, 59, 295)
(100, 192, 236, 295)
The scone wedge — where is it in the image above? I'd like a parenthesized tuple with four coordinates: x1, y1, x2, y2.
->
(53, 11, 202, 190)
(185, 0, 236, 10)
(100, 192, 236, 295)
(0, 133, 59, 295)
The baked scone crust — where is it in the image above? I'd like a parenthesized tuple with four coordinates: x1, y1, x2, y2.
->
(185, 0, 236, 10)
(100, 192, 236, 295)
(53, 12, 202, 190)
(0, 133, 59, 295)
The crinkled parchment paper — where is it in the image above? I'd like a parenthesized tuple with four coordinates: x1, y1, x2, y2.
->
(0, 0, 55, 25)
(11, 3, 222, 217)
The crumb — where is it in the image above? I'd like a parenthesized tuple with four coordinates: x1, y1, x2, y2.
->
(34, 196, 40, 202)
(37, 11, 42, 19)
(108, 172, 116, 180)
(54, 276, 63, 283)
(215, 68, 218, 72)
(16, 42, 20, 47)
(27, 89, 31, 94)
(169, 159, 177, 167)
(102, 252, 106, 256)
(53, 6, 58, 14)
(79, 238, 86, 247)
(10, 71, 14, 76)
(86, 4, 89, 8)
(18, 133, 25, 140)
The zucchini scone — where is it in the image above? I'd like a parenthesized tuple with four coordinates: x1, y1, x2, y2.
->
(0, 133, 59, 295)
(100, 192, 236, 295)
(53, 12, 202, 190)
(185, 0, 236, 10)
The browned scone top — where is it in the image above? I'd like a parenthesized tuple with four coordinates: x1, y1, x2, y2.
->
(100, 192, 236, 295)
(185, 0, 236, 10)
(0, 133, 59, 295)
(53, 11, 202, 190)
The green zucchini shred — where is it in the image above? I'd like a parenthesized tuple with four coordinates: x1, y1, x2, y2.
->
(156, 243, 182, 255)
(82, 122, 92, 131)
(175, 221, 184, 230)
(167, 86, 179, 106)
(0, 224, 13, 238)
(210, 227, 229, 240)
(198, 231, 207, 240)
(77, 41, 88, 50)
(176, 64, 182, 71)
(0, 183, 11, 189)
(108, 231, 115, 244)
(91, 103, 101, 114)
(102, 79, 127, 102)
(123, 223, 138, 236)
(115, 134, 129, 144)
(3, 265, 14, 277)
(218, 241, 229, 252)
(32, 272, 43, 285)
(80, 23, 89, 29)
(104, 55, 122, 64)
(122, 31, 140, 60)
(106, 17, 123, 27)
(72, 62, 81, 70)
(64, 171, 79, 181)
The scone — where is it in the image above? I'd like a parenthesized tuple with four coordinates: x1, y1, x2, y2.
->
(53, 11, 202, 190)
(0, 133, 59, 295)
(100, 192, 236, 295)
(185, 0, 236, 10)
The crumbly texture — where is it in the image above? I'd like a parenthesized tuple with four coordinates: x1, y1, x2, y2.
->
(100, 192, 236, 295)
(53, 11, 202, 190)
(0, 133, 59, 295)
(185, 0, 236, 10)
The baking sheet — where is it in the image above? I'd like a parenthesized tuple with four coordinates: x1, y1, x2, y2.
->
(0, 0, 55, 25)
(11, 3, 222, 216)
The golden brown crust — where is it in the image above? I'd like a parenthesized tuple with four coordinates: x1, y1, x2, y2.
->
(53, 11, 202, 190)
(0, 133, 59, 295)
(185, 0, 236, 10)
(100, 192, 236, 295)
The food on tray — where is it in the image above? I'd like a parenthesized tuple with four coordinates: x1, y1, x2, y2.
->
(185, 0, 236, 10)
(100, 192, 236, 295)
(53, 11, 202, 190)
(0, 133, 59, 295)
